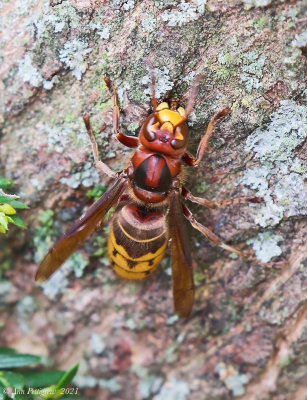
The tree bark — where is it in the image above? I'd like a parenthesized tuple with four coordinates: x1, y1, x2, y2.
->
(0, 1, 306, 399)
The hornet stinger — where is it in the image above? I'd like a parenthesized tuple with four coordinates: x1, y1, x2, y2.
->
(35, 76, 264, 317)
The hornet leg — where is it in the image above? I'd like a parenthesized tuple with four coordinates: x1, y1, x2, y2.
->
(146, 56, 158, 112)
(184, 74, 204, 117)
(104, 77, 139, 148)
(182, 187, 263, 209)
(182, 204, 270, 267)
(182, 107, 230, 167)
(83, 113, 117, 179)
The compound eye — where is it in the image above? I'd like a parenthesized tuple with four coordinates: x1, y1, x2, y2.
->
(170, 127, 185, 149)
(171, 139, 184, 149)
(143, 118, 160, 142)
(144, 128, 156, 142)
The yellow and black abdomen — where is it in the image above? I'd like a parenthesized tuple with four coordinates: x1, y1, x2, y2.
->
(108, 204, 167, 280)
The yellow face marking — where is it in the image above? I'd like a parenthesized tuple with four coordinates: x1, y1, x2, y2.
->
(149, 121, 160, 133)
(156, 102, 169, 111)
(177, 107, 186, 116)
(173, 116, 187, 128)
(160, 121, 174, 134)
(157, 109, 184, 125)
(174, 130, 184, 140)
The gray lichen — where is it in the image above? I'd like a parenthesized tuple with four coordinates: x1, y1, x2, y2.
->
(240, 167, 284, 227)
(141, 15, 157, 32)
(98, 378, 121, 393)
(160, 0, 206, 27)
(43, 78, 56, 90)
(73, 375, 121, 393)
(247, 231, 282, 263)
(0, 280, 12, 297)
(153, 378, 189, 400)
(60, 162, 100, 189)
(39, 262, 71, 298)
(239, 51, 266, 93)
(242, 0, 273, 10)
(17, 53, 43, 87)
(240, 100, 307, 227)
(89, 333, 106, 355)
(16, 295, 37, 333)
(43, 118, 89, 155)
(122, 0, 135, 11)
(59, 40, 92, 80)
(215, 363, 249, 397)
(138, 375, 164, 399)
(141, 66, 174, 99)
(96, 26, 110, 40)
(245, 101, 306, 164)
(291, 30, 307, 48)
(40, 252, 89, 298)
(73, 375, 97, 389)
(32, 2, 97, 37)
(71, 252, 89, 278)
(274, 173, 307, 217)
(13, 0, 112, 92)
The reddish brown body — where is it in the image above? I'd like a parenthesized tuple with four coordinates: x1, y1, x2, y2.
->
(130, 147, 182, 203)
(35, 77, 263, 318)
(126, 105, 188, 204)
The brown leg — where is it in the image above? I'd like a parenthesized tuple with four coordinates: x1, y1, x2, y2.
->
(182, 204, 269, 266)
(182, 187, 263, 209)
(185, 74, 204, 117)
(104, 77, 138, 148)
(149, 67, 158, 112)
(146, 56, 158, 112)
(183, 107, 230, 167)
(83, 113, 117, 179)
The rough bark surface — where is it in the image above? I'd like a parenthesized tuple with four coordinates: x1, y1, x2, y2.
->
(0, 1, 306, 399)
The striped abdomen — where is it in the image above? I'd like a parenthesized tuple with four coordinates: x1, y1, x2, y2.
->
(108, 204, 167, 280)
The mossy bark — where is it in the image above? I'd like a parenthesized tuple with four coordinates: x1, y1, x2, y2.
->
(1, 1, 306, 399)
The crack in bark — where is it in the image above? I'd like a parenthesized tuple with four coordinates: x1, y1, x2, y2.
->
(250, 228, 307, 314)
(239, 300, 307, 400)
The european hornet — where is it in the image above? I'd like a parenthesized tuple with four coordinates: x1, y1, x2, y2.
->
(35, 77, 263, 317)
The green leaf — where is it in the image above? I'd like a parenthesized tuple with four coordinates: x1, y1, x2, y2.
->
(0, 195, 18, 204)
(0, 204, 16, 215)
(55, 363, 79, 390)
(0, 371, 24, 389)
(0, 226, 7, 234)
(0, 178, 14, 191)
(38, 210, 54, 224)
(86, 185, 107, 201)
(193, 272, 206, 286)
(0, 382, 4, 400)
(0, 347, 17, 355)
(9, 216, 26, 229)
(0, 382, 5, 400)
(23, 370, 64, 388)
(0, 214, 8, 230)
(0, 353, 41, 369)
(6, 200, 27, 210)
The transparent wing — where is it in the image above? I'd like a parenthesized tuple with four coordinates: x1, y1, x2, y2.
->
(35, 177, 128, 282)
